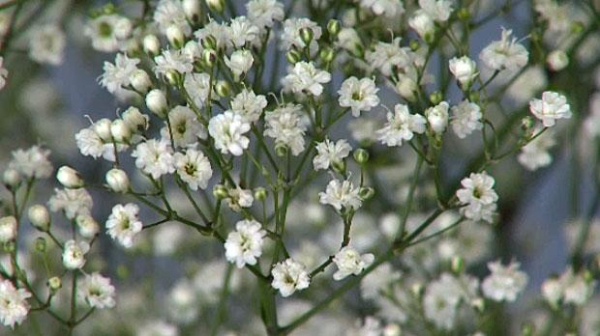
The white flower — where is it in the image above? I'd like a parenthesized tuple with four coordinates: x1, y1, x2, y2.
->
(365, 38, 410, 77)
(336, 28, 362, 54)
(229, 16, 260, 48)
(184, 72, 212, 107)
(48, 188, 93, 219)
(106, 168, 130, 193)
(377, 104, 426, 147)
(194, 20, 231, 50)
(75, 126, 119, 162)
(451, 100, 483, 139)
(225, 186, 254, 212)
(409, 10, 435, 40)
(62, 240, 90, 270)
(271, 259, 311, 297)
(174, 149, 213, 190)
(359, 0, 404, 18)
(542, 267, 596, 307)
(482, 260, 528, 302)
(313, 138, 352, 171)
(78, 273, 116, 309)
(423, 273, 479, 330)
(230, 88, 267, 123)
(479, 28, 529, 71)
(425, 101, 449, 134)
(518, 128, 556, 171)
(208, 111, 251, 156)
(547, 50, 569, 71)
(456, 172, 498, 223)
(154, 0, 191, 36)
(449, 56, 478, 87)
(56, 166, 83, 189)
(0, 57, 7, 91)
(225, 219, 267, 268)
(225, 49, 254, 81)
(161, 106, 207, 147)
(28, 24, 66, 65)
(281, 18, 322, 51)
(106, 203, 143, 248)
(85, 14, 132, 53)
(0, 217, 17, 243)
(0, 279, 31, 328)
(99, 53, 140, 94)
(332, 246, 374, 281)
(264, 104, 307, 156)
(529, 91, 572, 127)
(154, 49, 193, 77)
(132, 140, 175, 179)
(246, 0, 284, 28)
(168, 280, 198, 324)
(338, 77, 380, 117)
(9, 145, 53, 179)
(76, 215, 100, 239)
(282, 61, 331, 96)
(319, 179, 362, 211)
(419, 0, 453, 22)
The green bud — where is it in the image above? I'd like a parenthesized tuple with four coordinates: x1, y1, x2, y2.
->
(429, 91, 443, 105)
(35, 237, 47, 253)
(409, 40, 420, 51)
(424, 32, 435, 45)
(286, 49, 302, 64)
(359, 187, 375, 200)
(521, 323, 535, 336)
(299, 27, 314, 46)
(3, 241, 15, 253)
(319, 47, 335, 63)
(331, 159, 346, 175)
(206, 0, 224, 13)
(410, 283, 424, 298)
(353, 148, 369, 165)
(521, 116, 534, 135)
(254, 187, 268, 201)
(468, 91, 480, 103)
(215, 80, 231, 97)
(213, 184, 229, 199)
(327, 19, 341, 37)
(202, 49, 217, 68)
(201, 35, 218, 50)
(457, 8, 471, 21)
(451, 256, 464, 274)
(275, 143, 288, 157)
(47, 276, 62, 291)
(165, 71, 180, 86)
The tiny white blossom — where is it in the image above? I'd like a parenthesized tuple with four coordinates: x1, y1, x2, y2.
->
(426, 101, 449, 134)
(419, 0, 453, 22)
(161, 106, 207, 147)
(225, 219, 267, 268)
(78, 273, 116, 309)
(154, 49, 193, 77)
(85, 14, 132, 53)
(246, 0, 284, 29)
(184, 72, 212, 107)
(338, 77, 380, 117)
(28, 24, 66, 65)
(451, 100, 483, 139)
(333, 246, 374, 281)
(106, 203, 143, 248)
(359, 0, 404, 18)
(365, 38, 410, 77)
(482, 260, 528, 302)
(456, 172, 498, 223)
(174, 149, 213, 190)
(48, 188, 93, 220)
(62, 240, 90, 270)
(271, 259, 311, 297)
(377, 104, 426, 147)
(0, 279, 31, 328)
(518, 128, 556, 171)
(230, 88, 267, 123)
(99, 53, 140, 94)
(76, 215, 100, 239)
(542, 267, 596, 307)
(264, 104, 307, 156)
(281, 18, 322, 51)
(194, 20, 231, 50)
(313, 138, 352, 171)
(480, 28, 529, 71)
(229, 16, 261, 48)
(208, 111, 251, 156)
(424, 273, 479, 330)
(319, 179, 362, 211)
(9, 145, 53, 179)
(529, 91, 572, 127)
(154, 0, 191, 36)
(282, 61, 331, 96)
(449, 56, 479, 87)
(409, 10, 435, 41)
(132, 140, 175, 179)
(226, 186, 254, 212)
(225, 49, 254, 81)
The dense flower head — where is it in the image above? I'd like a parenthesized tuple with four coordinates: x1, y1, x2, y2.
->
(338, 77, 380, 117)
(282, 61, 331, 96)
(78, 273, 116, 309)
(271, 258, 311, 297)
(0, 279, 31, 328)
(313, 138, 352, 171)
(106, 203, 143, 248)
(480, 28, 529, 71)
(333, 246, 374, 280)
(132, 139, 176, 179)
(208, 111, 251, 156)
(456, 172, 498, 223)
(224, 219, 267, 268)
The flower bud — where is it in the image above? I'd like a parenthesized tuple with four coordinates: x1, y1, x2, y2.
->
(410, 282, 423, 298)
(111, 119, 131, 143)
(353, 148, 369, 165)
(471, 298, 485, 312)
(35, 237, 47, 253)
(429, 91, 443, 105)
(319, 47, 335, 63)
(166, 25, 185, 49)
(547, 50, 569, 72)
(299, 27, 314, 46)
(206, 0, 224, 13)
(28, 205, 50, 231)
(457, 8, 471, 21)
(395, 75, 418, 103)
(215, 80, 231, 97)
(449, 56, 478, 87)
(57, 166, 84, 189)
(76, 215, 100, 239)
(3, 169, 21, 188)
(47, 276, 62, 291)
(409, 10, 435, 42)
(451, 256, 464, 274)
(359, 187, 375, 200)
(201, 35, 218, 50)
(409, 40, 420, 51)
(165, 70, 181, 86)
(213, 184, 229, 199)
(93, 118, 113, 142)
(275, 143, 288, 157)
(143, 34, 161, 56)
(202, 49, 217, 67)
(327, 19, 341, 37)
(286, 49, 302, 64)
(130, 69, 152, 93)
(146, 89, 168, 117)
(106, 168, 130, 193)
(122, 107, 149, 132)
(425, 101, 449, 134)
(183, 0, 201, 22)
(254, 187, 267, 201)
(331, 159, 346, 174)
(0, 216, 17, 243)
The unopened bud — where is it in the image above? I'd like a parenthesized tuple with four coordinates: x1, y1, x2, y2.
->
(286, 49, 302, 64)
(76, 215, 100, 239)
(93, 118, 113, 142)
(213, 184, 229, 199)
(429, 91, 443, 105)
(47, 276, 62, 291)
(130, 69, 152, 93)
(547, 50, 569, 72)
(183, 0, 202, 22)
(254, 187, 267, 201)
(28, 205, 50, 231)
(451, 256, 464, 274)
(327, 19, 340, 37)
(215, 80, 231, 97)
(35, 237, 47, 252)
(106, 168, 130, 193)
(275, 143, 288, 157)
(3, 169, 21, 188)
(166, 25, 185, 49)
(143, 34, 161, 56)
(122, 107, 149, 133)
(111, 119, 131, 143)
(165, 70, 181, 86)
(57, 166, 84, 189)
(457, 8, 470, 21)
(201, 35, 218, 50)
(471, 298, 485, 312)
(410, 282, 423, 298)
(468, 91, 480, 103)
(0, 216, 17, 243)
(359, 187, 375, 200)
(353, 149, 369, 164)
(409, 40, 420, 51)
(146, 89, 168, 117)
(299, 27, 313, 46)
(202, 49, 217, 67)
(206, 0, 224, 13)
(331, 159, 346, 174)
(319, 47, 334, 63)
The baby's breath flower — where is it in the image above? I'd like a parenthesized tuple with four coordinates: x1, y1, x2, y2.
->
(174, 149, 213, 190)
(9, 145, 53, 179)
(229, 16, 261, 48)
(451, 100, 483, 139)
(226, 186, 254, 212)
(132, 139, 175, 179)
(184, 72, 212, 107)
(224, 219, 267, 268)
(377, 104, 426, 147)
(208, 111, 251, 156)
(154, 0, 191, 36)
(84, 14, 132, 53)
(419, 0, 453, 22)
(359, 0, 404, 18)
(264, 104, 307, 156)
(518, 128, 556, 171)
(333, 246, 374, 281)
(78, 273, 116, 309)
(246, 0, 284, 29)
(230, 88, 267, 123)
(62, 240, 90, 270)
(319, 178, 362, 212)
(160, 106, 207, 148)
(106, 203, 143, 248)
(0, 216, 17, 243)
(282, 61, 331, 97)
(225, 49, 254, 81)
(338, 77, 380, 117)
(154, 49, 193, 77)
(271, 259, 311, 297)
(48, 188, 93, 220)
(481, 260, 528, 302)
(479, 28, 528, 71)
(28, 24, 66, 66)
(281, 18, 322, 51)
(456, 172, 498, 223)
(449, 56, 478, 87)
(529, 91, 572, 127)
(0, 279, 31, 328)
(365, 38, 410, 77)
(313, 138, 352, 171)
(425, 101, 450, 134)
